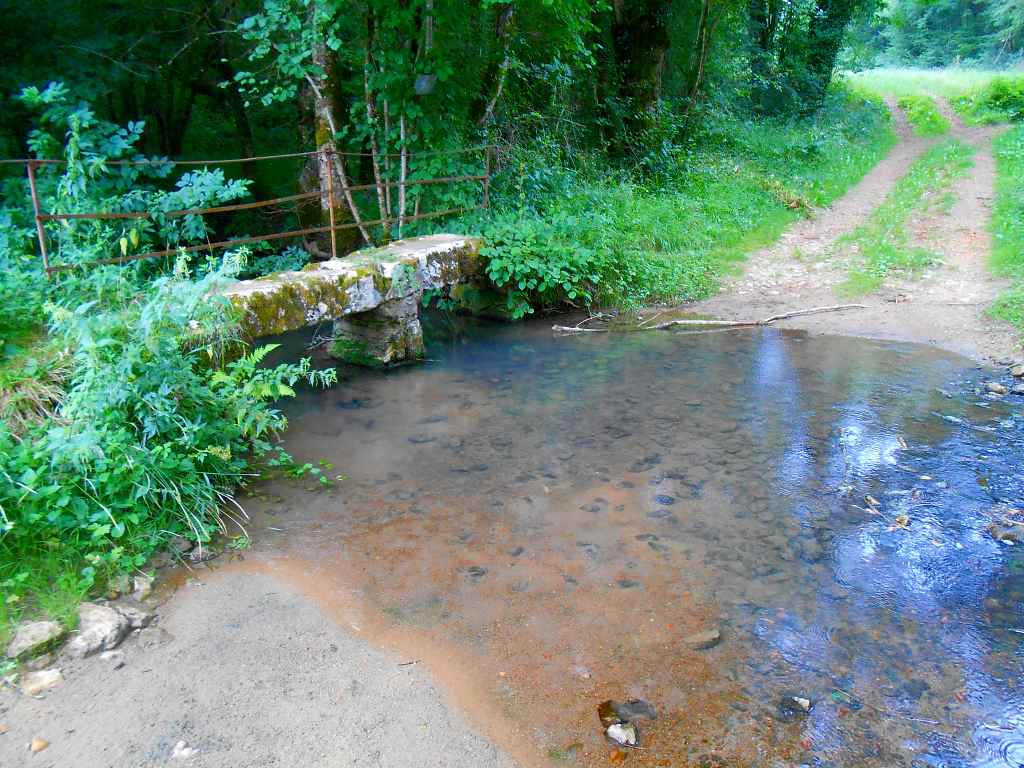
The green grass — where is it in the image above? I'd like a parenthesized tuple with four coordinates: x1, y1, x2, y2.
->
(987, 126, 1024, 333)
(839, 139, 975, 295)
(897, 94, 951, 137)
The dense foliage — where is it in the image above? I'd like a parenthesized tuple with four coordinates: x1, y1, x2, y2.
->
(846, 0, 1024, 67)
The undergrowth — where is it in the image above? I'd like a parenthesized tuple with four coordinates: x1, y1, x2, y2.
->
(988, 126, 1024, 332)
(453, 86, 895, 318)
(839, 139, 975, 295)
(898, 94, 951, 136)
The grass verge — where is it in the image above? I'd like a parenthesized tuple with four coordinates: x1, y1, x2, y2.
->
(897, 94, 950, 137)
(987, 126, 1024, 333)
(838, 139, 975, 295)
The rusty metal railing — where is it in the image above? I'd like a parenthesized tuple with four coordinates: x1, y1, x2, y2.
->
(1, 145, 492, 275)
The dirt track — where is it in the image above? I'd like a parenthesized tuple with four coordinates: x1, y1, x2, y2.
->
(687, 98, 1020, 364)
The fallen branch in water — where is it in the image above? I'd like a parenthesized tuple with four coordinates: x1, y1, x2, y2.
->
(552, 304, 868, 334)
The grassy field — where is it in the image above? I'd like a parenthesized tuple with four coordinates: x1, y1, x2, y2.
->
(845, 67, 1024, 125)
(844, 67, 1007, 99)
(988, 126, 1024, 332)
(838, 139, 975, 295)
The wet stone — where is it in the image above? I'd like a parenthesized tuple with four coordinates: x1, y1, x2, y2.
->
(459, 566, 487, 581)
(684, 628, 722, 650)
(507, 546, 525, 557)
(654, 494, 677, 506)
(776, 694, 812, 722)
(617, 579, 640, 589)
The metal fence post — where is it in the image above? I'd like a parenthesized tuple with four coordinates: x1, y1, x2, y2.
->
(26, 160, 50, 274)
(324, 147, 338, 261)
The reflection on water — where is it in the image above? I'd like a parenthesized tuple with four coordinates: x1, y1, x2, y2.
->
(246, 316, 1024, 767)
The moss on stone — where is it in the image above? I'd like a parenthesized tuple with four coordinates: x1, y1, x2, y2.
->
(329, 338, 387, 369)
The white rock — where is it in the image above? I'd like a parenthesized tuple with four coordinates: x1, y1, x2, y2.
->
(172, 740, 198, 759)
(5, 621, 64, 660)
(20, 668, 63, 696)
(605, 722, 637, 747)
(66, 603, 129, 658)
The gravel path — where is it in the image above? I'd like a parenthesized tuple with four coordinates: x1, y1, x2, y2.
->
(0, 570, 514, 768)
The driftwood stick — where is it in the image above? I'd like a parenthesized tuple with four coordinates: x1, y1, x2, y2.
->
(552, 304, 868, 335)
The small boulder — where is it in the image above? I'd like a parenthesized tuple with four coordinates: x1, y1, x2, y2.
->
(986, 382, 1008, 396)
(1012, 384, 1024, 396)
(5, 621, 65, 661)
(20, 668, 63, 696)
(66, 603, 129, 658)
(683, 628, 722, 650)
(30, 737, 49, 753)
(1011, 364, 1024, 378)
(110, 600, 154, 630)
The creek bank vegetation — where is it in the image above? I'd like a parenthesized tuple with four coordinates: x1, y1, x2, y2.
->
(0, 0, 1021, 654)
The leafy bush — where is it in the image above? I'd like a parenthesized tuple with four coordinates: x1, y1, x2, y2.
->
(0, 257, 334, 591)
(955, 75, 1024, 124)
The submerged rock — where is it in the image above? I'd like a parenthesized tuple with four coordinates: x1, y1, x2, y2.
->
(987, 521, 1024, 545)
(776, 694, 812, 722)
(986, 382, 1008, 396)
(683, 628, 722, 650)
(5, 621, 65, 660)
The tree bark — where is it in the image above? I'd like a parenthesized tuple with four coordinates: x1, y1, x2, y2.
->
(611, 0, 673, 117)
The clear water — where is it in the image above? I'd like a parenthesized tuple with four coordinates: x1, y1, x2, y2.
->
(242, 316, 1024, 768)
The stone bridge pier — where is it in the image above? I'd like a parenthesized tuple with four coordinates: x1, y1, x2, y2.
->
(222, 234, 484, 367)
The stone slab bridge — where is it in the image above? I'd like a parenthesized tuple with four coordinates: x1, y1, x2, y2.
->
(222, 234, 484, 367)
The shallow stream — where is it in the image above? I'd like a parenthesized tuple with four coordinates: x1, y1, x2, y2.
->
(241, 315, 1024, 768)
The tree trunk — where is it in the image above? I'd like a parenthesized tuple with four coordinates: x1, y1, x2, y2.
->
(300, 8, 370, 252)
(611, 0, 673, 118)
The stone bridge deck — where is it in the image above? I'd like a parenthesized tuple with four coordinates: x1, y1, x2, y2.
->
(223, 234, 482, 366)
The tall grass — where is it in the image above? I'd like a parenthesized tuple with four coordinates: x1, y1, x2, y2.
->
(988, 126, 1024, 332)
